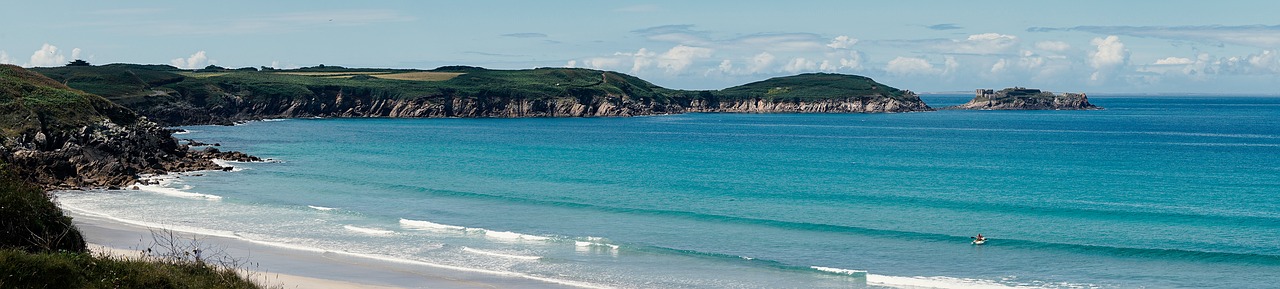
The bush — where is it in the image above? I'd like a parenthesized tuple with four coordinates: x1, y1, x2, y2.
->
(0, 164, 85, 253)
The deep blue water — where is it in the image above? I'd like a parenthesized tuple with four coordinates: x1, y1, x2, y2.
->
(60, 95, 1280, 288)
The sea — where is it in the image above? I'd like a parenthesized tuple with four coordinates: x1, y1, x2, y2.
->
(57, 95, 1280, 288)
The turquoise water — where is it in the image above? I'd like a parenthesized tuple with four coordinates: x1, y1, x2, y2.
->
(60, 95, 1280, 288)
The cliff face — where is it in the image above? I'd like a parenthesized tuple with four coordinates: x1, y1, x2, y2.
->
(0, 64, 245, 189)
(34, 66, 933, 126)
(952, 88, 1100, 110)
(136, 89, 931, 124)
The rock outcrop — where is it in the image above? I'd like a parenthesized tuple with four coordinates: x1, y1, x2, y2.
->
(1, 120, 222, 189)
(952, 88, 1101, 110)
(0, 64, 245, 189)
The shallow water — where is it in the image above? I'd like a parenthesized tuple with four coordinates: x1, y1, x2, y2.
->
(59, 95, 1280, 288)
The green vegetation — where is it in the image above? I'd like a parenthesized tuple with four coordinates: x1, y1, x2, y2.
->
(30, 64, 920, 125)
(0, 65, 269, 288)
(0, 163, 85, 253)
(0, 249, 262, 289)
(0, 164, 267, 288)
(716, 73, 916, 102)
(0, 64, 138, 138)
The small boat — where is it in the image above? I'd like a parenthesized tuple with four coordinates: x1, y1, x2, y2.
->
(972, 238, 987, 245)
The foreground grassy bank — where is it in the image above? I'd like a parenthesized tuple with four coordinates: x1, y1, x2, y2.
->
(0, 249, 261, 289)
(1, 156, 263, 288)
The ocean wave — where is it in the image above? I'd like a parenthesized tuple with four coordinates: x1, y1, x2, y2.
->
(342, 225, 395, 235)
(307, 205, 336, 211)
(57, 202, 606, 289)
(461, 247, 542, 260)
(868, 274, 1019, 289)
(483, 230, 549, 241)
(134, 176, 222, 201)
(811, 266, 866, 276)
(399, 218, 466, 231)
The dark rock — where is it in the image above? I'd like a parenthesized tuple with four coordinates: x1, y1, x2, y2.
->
(951, 88, 1101, 110)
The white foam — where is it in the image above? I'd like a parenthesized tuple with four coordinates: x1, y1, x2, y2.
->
(483, 230, 549, 241)
(308, 205, 336, 211)
(399, 218, 465, 231)
(173, 130, 191, 135)
(575, 241, 593, 247)
(211, 159, 246, 172)
(867, 274, 1023, 289)
(343, 225, 395, 235)
(461, 247, 542, 261)
(134, 179, 222, 201)
(812, 266, 867, 276)
(56, 200, 605, 289)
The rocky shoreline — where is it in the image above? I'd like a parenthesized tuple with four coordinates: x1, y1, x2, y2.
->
(0, 119, 260, 190)
(136, 90, 933, 126)
(0, 64, 259, 190)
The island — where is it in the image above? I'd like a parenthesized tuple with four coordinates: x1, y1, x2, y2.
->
(951, 87, 1101, 110)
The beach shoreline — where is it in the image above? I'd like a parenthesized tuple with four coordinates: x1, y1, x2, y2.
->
(66, 208, 582, 289)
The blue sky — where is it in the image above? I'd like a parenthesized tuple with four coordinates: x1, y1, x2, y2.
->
(4, 1, 1280, 93)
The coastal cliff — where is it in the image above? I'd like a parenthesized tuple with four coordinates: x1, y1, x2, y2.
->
(952, 88, 1100, 110)
(0, 64, 252, 189)
(34, 65, 931, 125)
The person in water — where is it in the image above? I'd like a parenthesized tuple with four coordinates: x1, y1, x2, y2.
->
(975, 233, 985, 241)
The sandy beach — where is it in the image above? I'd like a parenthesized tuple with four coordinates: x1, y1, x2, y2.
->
(67, 209, 582, 289)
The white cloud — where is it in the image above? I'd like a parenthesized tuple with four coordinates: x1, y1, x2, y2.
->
(827, 35, 858, 49)
(943, 56, 959, 74)
(584, 57, 625, 71)
(583, 45, 713, 75)
(886, 57, 941, 75)
(838, 51, 863, 70)
(1088, 35, 1128, 81)
(71, 48, 82, 60)
(171, 51, 211, 69)
(27, 43, 68, 67)
(657, 45, 713, 74)
(0, 51, 11, 64)
(819, 60, 836, 72)
(783, 57, 817, 73)
(1034, 41, 1071, 52)
(749, 52, 775, 74)
(717, 59, 733, 73)
(936, 33, 1020, 55)
(565, 60, 577, 68)
(1153, 57, 1193, 65)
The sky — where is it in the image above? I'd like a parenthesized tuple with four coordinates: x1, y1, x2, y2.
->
(4, 0, 1280, 94)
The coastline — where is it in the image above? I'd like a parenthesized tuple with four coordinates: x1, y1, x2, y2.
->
(65, 206, 583, 289)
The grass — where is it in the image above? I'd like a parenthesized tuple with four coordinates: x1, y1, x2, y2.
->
(0, 249, 267, 289)
(0, 162, 271, 289)
(0, 64, 139, 138)
(179, 72, 231, 78)
(371, 71, 464, 81)
(271, 71, 391, 76)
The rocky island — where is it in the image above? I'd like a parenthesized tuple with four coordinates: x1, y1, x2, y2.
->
(32, 64, 932, 126)
(952, 87, 1101, 110)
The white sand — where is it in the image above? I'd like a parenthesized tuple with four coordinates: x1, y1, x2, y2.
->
(69, 210, 580, 289)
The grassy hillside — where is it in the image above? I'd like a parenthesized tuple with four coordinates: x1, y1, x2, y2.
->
(32, 64, 924, 124)
(0, 64, 137, 138)
(715, 73, 917, 101)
